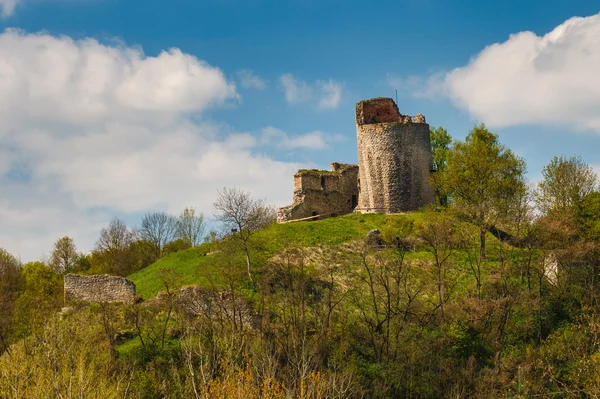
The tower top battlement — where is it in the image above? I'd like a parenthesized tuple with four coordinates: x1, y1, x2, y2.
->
(356, 97, 426, 125)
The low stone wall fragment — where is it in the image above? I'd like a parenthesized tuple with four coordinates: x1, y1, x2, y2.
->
(64, 273, 137, 304)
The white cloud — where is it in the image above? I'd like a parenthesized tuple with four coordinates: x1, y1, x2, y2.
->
(279, 74, 312, 104)
(409, 13, 600, 132)
(0, 29, 237, 129)
(261, 126, 330, 150)
(279, 73, 343, 110)
(0, 0, 18, 17)
(237, 69, 266, 90)
(317, 80, 343, 110)
(0, 30, 306, 261)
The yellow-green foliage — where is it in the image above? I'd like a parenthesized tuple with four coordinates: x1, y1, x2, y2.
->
(0, 310, 118, 398)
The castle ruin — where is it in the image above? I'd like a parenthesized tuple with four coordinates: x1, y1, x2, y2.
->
(277, 162, 359, 222)
(278, 98, 434, 222)
(356, 98, 434, 213)
(64, 274, 137, 304)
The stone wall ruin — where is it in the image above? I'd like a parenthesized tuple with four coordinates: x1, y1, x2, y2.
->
(277, 162, 359, 222)
(64, 273, 137, 304)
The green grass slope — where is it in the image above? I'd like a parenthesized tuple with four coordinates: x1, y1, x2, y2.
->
(129, 212, 423, 299)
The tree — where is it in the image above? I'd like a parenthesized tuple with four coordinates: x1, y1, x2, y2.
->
(536, 155, 597, 216)
(0, 249, 22, 353)
(139, 212, 177, 257)
(0, 248, 19, 276)
(49, 236, 79, 274)
(96, 218, 137, 253)
(430, 126, 452, 207)
(416, 211, 458, 321)
(578, 191, 600, 241)
(213, 187, 276, 278)
(13, 261, 62, 339)
(92, 218, 139, 276)
(438, 124, 526, 259)
(176, 207, 205, 247)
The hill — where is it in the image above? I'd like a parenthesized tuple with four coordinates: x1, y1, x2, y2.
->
(128, 212, 425, 299)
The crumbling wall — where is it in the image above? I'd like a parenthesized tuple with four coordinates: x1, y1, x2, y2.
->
(64, 274, 137, 304)
(356, 98, 434, 213)
(278, 163, 359, 222)
(356, 97, 402, 124)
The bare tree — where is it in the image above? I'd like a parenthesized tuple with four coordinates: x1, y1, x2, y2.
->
(96, 218, 137, 252)
(139, 212, 177, 257)
(213, 187, 276, 278)
(176, 207, 205, 247)
(416, 211, 458, 322)
(49, 236, 79, 274)
(94, 218, 139, 275)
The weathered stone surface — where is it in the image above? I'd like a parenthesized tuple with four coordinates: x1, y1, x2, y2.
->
(365, 229, 383, 247)
(355, 97, 402, 124)
(356, 98, 435, 213)
(413, 113, 426, 124)
(64, 274, 137, 304)
(278, 163, 359, 223)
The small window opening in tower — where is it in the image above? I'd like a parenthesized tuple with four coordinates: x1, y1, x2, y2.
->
(320, 175, 326, 190)
(351, 194, 358, 208)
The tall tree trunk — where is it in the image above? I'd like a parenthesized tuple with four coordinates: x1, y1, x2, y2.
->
(479, 227, 486, 260)
(243, 243, 252, 281)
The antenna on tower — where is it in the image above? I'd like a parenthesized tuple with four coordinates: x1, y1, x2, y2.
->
(395, 89, 398, 104)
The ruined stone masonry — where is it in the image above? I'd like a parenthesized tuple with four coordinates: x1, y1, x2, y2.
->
(64, 273, 137, 304)
(277, 162, 359, 222)
(278, 98, 435, 222)
(356, 97, 434, 213)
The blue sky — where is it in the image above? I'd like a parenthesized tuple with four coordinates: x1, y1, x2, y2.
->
(1, 0, 600, 261)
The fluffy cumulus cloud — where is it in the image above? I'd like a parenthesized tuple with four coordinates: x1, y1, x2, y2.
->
(237, 69, 266, 90)
(412, 13, 600, 132)
(279, 74, 343, 110)
(0, 30, 305, 261)
(0, 0, 18, 17)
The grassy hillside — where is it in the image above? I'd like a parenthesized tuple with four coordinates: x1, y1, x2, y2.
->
(129, 212, 425, 299)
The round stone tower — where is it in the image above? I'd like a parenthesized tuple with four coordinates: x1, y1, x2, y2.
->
(356, 97, 434, 213)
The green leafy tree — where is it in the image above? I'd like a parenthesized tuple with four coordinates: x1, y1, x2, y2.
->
(430, 126, 452, 207)
(578, 191, 600, 241)
(49, 236, 80, 274)
(0, 248, 22, 353)
(14, 261, 62, 338)
(438, 124, 526, 259)
(536, 155, 597, 216)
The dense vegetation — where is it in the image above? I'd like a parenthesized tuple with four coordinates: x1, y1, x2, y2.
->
(2, 125, 600, 398)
